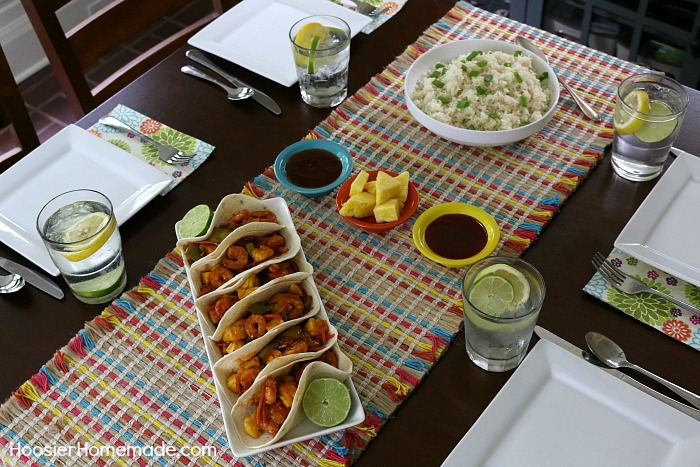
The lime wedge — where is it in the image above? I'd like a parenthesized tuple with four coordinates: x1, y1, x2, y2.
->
(178, 204, 213, 239)
(308, 35, 321, 74)
(302, 378, 351, 427)
(476, 264, 530, 308)
(61, 213, 116, 262)
(614, 89, 650, 135)
(467, 275, 514, 315)
(71, 265, 125, 298)
(633, 101, 678, 143)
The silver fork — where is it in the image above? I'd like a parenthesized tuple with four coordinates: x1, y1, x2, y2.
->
(592, 252, 700, 318)
(98, 116, 194, 165)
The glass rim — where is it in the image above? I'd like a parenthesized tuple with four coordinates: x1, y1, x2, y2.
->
(617, 73, 689, 117)
(289, 15, 351, 52)
(462, 256, 545, 321)
(36, 189, 114, 246)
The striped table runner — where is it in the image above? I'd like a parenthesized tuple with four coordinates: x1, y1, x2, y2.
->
(1, 2, 648, 466)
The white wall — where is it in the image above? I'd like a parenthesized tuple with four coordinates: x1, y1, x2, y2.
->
(0, 0, 108, 83)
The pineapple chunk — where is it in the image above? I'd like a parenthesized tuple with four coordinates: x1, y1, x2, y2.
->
(364, 181, 377, 195)
(394, 172, 410, 203)
(349, 170, 370, 197)
(375, 171, 402, 205)
(340, 192, 376, 218)
(374, 199, 402, 223)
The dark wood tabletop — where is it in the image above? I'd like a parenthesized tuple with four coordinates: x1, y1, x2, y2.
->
(2, 1, 699, 465)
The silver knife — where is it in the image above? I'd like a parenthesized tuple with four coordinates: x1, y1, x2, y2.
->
(534, 326, 700, 420)
(0, 257, 64, 300)
(186, 49, 282, 115)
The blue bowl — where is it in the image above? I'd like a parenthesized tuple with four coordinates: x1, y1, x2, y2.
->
(274, 139, 353, 197)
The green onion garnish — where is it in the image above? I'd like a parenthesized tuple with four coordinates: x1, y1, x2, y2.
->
(457, 99, 470, 109)
(484, 74, 493, 83)
(438, 96, 451, 104)
(514, 71, 523, 83)
(466, 51, 481, 61)
(519, 95, 528, 107)
(514, 50, 523, 57)
(429, 70, 441, 78)
(469, 70, 480, 78)
(461, 64, 468, 72)
(504, 62, 512, 67)
(476, 60, 488, 67)
(537, 71, 549, 82)
(467, 124, 476, 130)
(476, 86, 486, 95)
(432, 79, 445, 88)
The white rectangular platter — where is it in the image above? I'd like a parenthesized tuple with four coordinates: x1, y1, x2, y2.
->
(187, 0, 371, 86)
(182, 196, 364, 457)
(615, 152, 700, 287)
(0, 125, 171, 275)
(442, 340, 700, 466)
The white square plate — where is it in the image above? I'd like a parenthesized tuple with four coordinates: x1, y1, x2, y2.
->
(614, 152, 700, 287)
(0, 125, 171, 275)
(187, 0, 371, 86)
(442, 340, 700, 466)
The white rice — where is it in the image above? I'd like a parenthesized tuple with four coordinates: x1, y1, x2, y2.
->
(410, 50, 552, 131)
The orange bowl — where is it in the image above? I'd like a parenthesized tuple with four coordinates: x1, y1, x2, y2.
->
(335, 170, 419, 232)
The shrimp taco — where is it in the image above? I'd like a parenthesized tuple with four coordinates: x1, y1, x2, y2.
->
(208, 278, 321, 350)
(178, 194, 282, 267)
(188, 223, 301, 298)
(230, 355, 353, 448)
(213, 337, 350, 407)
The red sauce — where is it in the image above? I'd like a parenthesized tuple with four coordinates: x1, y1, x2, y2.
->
(285, 148, 343, 188)
(425, 213, 488, 259)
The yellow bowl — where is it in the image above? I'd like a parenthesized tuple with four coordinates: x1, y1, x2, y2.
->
(412, 202, 500, 268)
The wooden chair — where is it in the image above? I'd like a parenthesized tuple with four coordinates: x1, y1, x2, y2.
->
(20, 0, 226, 118)
(0, 44, 39, 162)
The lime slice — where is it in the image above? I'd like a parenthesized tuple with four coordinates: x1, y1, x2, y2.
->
(633, 101, 678, 143)
(467, 275, 514, 315)
(308, 35, 321, 74)
(476, 264, 530, 308)
(71, 265, 125, 298)
(614, 89, 650, 135)
(62, 213, 116, 262)
(302, 378, 352, 427)
(178, 204, 213, 239)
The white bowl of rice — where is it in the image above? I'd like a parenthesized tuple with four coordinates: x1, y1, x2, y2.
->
(405, 39, 560, 147)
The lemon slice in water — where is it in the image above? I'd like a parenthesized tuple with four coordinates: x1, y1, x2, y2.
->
(614, 89, 650, 135)
(293, 22, 330, 74)
(61, 212, 115, 262)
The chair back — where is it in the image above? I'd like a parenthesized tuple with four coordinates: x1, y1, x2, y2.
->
(0, 44, 39, 164)
(20, 0, 225, 118)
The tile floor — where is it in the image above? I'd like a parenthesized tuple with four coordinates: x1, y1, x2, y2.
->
(1, 0, 214, 158)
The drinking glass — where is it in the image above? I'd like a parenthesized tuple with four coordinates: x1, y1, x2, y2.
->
(462, 256, 545, 372)
(289, 15, 351, 108)
(37, 189, 126, 304)
(611, 73, 688, 182)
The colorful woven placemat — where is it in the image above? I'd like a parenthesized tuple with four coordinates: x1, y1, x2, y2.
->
(1, 2, 651, 466)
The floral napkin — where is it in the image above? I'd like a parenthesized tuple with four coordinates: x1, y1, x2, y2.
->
(584, 248, 700, 351)
(329, 0, 408, 34)
(87, 105, 215, 195)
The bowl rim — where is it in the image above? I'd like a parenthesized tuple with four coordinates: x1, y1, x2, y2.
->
(274, 139, 353, 196)
(335, 169, 419, 232)
(412, 202, 500, 267)
(404, 39, 560, 146)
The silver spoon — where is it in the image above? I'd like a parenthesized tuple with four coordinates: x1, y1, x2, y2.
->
(0, 273, 25, 293)
(586, 331, 700, 409)
(180, 65, 254, 101)
(515, 36, 600, 121)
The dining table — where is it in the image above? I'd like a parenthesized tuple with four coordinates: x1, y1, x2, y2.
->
(1, 0, 699, 465)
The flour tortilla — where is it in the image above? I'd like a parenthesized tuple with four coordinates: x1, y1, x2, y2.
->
(230, 353, 353, 448)
(187, 223, 301, 298)
(209, 276, 320, 342)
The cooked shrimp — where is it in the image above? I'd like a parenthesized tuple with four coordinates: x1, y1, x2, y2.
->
(263, 378, 277, 405)
(228, 210, 250, 227)
(221, 246, 249, 271)
(281, 338, 308, 356)
(209, 294, 238, 324)
(266, 261, 294, 279)
(245, 314, 267, 339)
(259, 234, 285, 249)
(205, 265, 235, 292)
(236, 366, 261, 394)
(269, 293, 305, 319)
